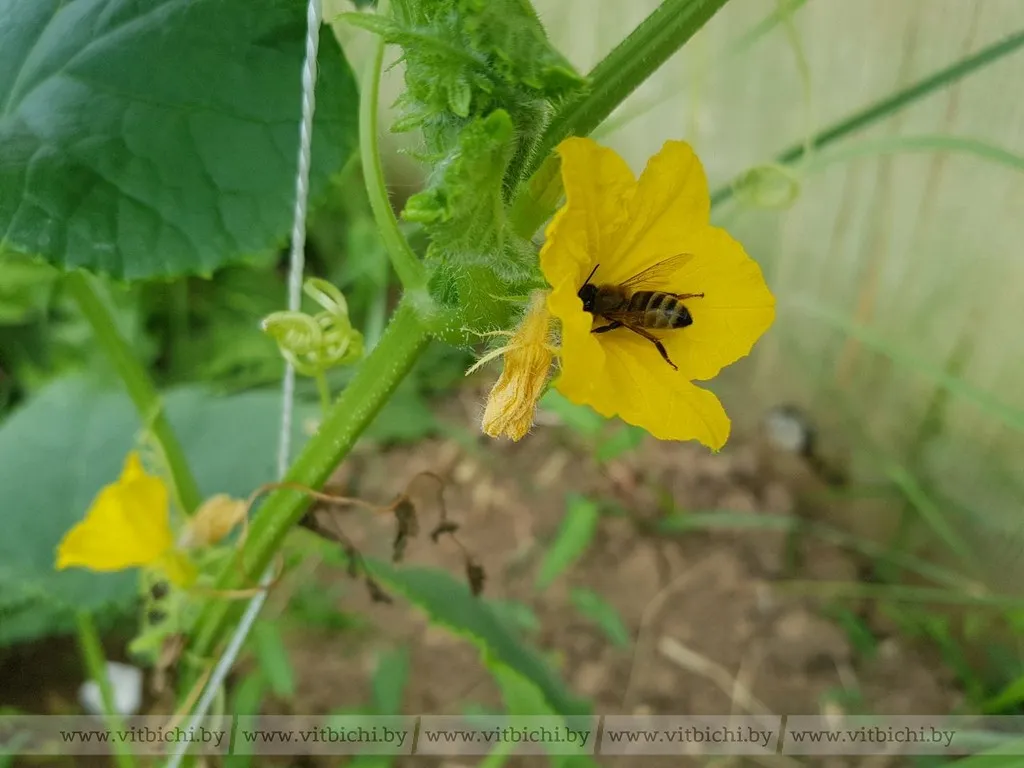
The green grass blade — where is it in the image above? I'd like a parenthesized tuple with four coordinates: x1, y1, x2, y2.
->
(711, 28, 1024, 206)
(805, 134, 1024, 175)
(536, 495, 601, 589)
(782, 581, 1024, 612)
(728, 0, 811, 55)
(659, 510, 971, 589)
(790, 300, 1024, 433)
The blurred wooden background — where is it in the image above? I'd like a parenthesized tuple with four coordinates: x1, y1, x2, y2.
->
(332, 0, 1024, 588)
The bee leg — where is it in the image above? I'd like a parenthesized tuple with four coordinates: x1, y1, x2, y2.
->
(622, 325, 678, 371)
(592, 321, 623, 334)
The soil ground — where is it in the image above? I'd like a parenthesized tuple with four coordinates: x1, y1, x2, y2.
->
(0, 389, 963, 767)
(271, 389, 964, 766)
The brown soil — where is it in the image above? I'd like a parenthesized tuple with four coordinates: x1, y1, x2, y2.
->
(1, 390, 964, 767)
(264, 389, 964, 766)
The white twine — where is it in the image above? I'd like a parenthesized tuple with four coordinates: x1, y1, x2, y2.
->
(165, 1, 322, 764)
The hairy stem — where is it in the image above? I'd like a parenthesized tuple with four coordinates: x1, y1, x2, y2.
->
(66, 271, 202, 514)
(510, 0, 732, 187)
(359, 0, 427, 294)
(187, 301, 430, 665)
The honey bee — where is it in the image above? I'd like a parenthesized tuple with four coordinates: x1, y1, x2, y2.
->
(577, 253, 703, 371)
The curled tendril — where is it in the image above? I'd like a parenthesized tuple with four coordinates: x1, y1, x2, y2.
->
(261, 278, 364, 377)
(732, 163, 802, 210)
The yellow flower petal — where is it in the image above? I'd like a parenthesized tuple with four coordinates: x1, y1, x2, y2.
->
(603, 140, 711, 286)
(659, 226, 775, 381)
(156, 550, 198, 588)
(554, 314, 731, 450)
(558, 137, 636, 253)
(542, 137, 636, 289)
(55, 451, 173, 572)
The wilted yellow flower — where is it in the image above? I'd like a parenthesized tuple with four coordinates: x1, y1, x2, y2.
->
(179, 494, 248, 549)
(473, 292, 555, 441)
(56, 452, 196, 587)
(540, 137, 775, 450)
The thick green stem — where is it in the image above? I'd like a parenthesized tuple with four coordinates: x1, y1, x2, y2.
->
(66, 271, 202, 514)
(710, 27, 1024, 207)
(187, 300, 430, 664)
(510, 0, 732, 187)
(359, 0, 427, 294)
(75, 612, 136, 768)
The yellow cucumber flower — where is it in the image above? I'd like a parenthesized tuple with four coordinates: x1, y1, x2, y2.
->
(55, 452, 196, 587)
(540, 137, 775, 450)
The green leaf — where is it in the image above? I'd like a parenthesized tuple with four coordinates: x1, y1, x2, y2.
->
(363, 383, 439, 444)
(539, 391, 605, 439)
(0, 0, 358, 279)
(0, 376, 316, 645)
(250, 620, 296, 700)
(570, 588, 630, 648)
(487, 598, 540, 636)
(371, 646, 410, 714)
(595, 425, 646, 463)
(224, 672, 266, 768)
(366, 560, 589, 716)
(536, 496, 601, 589)
(984, 675, 1024, 715)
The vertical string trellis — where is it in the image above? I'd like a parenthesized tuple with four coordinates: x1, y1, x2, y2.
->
(164, 1, 323, 763)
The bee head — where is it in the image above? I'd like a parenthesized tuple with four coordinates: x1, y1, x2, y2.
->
(577, 264, 600, 312)
(577, 282, 597, 312)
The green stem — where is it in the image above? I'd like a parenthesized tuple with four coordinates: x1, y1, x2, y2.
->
(314, 369, 331, 415)
(66, 271, 202, 514)
(359, 0, 427, 294)
(187, 300, 430, 664)
(510, 0, 732, 187)
(710, 27, 1024, 207)
(592, 0, 811, 141)
(75, 612, 136, 768)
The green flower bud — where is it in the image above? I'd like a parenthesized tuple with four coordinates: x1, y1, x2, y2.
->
(733, 163, 802, 210)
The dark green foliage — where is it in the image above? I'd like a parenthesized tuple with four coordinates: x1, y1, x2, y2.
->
(0, 0, 358, 278)
(349, 0, 582, 153)
(344, 0, 585, 332)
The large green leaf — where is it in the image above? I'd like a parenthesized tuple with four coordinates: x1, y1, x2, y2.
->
(0, 0, 357, 278)
(0, 376, 316, 644)
(367, 561, 589, 717)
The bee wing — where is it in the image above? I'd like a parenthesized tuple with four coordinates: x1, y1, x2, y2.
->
(618, 253, 693, 292)
(598, 308, 652, 326)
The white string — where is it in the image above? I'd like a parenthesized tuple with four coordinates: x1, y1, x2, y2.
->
(165, 2, 322, 764)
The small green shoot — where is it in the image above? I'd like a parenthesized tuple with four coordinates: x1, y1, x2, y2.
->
(536, 495, 602, 589)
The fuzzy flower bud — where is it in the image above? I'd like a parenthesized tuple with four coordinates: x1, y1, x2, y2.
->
(473, 292, 555, 441)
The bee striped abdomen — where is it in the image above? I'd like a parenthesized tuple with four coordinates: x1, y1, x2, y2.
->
(628, 291, 694, 329)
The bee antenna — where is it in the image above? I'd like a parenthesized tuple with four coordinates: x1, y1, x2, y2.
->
(582, 263, 600, 287)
